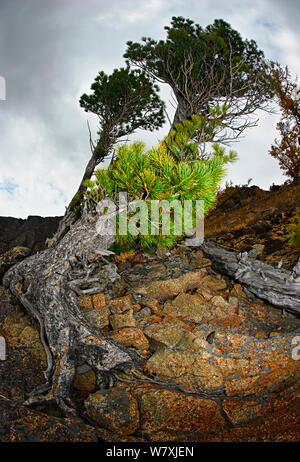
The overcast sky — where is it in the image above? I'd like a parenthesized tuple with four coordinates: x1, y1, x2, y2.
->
(0, 0, 299, 218)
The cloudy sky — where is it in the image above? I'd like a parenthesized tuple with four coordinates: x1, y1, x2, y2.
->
(0, 0, 299, 218)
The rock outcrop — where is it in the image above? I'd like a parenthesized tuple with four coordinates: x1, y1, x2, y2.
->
(0, 215, 61, 255)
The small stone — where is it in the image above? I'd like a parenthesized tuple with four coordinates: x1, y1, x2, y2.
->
(85, 307, 110, 329)
(201, 275, 227, 291)
(134, 270, 207, 301)
(144, 323, 182, 350)
(110, 327, 149, 351)
(92, 293, 106, 309)
(107, 295, 133, 314)
(77, 295, 93, 309)
(109, 309, 137, 329)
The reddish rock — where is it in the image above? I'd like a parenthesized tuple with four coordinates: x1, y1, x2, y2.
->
(77, 295, 93, 309)
(92, 293, 106, 309)
(110, 327, 149, 351)
(163, 293, 213, 323)
(144, 348, 222, 393)
(134, 270, 206, 301)
(131, 386, 227, 435)
(222, 399, 263, 426)
(107, 295, 134, 314)
(109, 309, 137, 329)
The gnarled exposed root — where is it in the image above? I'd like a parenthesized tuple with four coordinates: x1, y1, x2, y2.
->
(3, 209, 142, 416)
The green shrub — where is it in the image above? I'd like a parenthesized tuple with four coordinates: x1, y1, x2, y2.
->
(286, 210, 300, 252)
(83, 116, 237, 252)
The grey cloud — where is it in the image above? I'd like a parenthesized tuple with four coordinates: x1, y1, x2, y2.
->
(0, 0, 298, 217)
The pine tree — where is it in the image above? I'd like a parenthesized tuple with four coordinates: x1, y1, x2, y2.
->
(70, 66, 165, 212)
(83, 115, 237, 252)
(124, 16, 274, 142)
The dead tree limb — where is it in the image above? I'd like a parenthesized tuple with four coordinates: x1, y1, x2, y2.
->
(201, 240, 300, 315)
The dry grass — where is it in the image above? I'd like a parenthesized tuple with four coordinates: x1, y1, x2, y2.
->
(205, 183, 300, 238)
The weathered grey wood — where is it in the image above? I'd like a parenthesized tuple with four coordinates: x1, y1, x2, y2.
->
(3, 208, 142, 416)
(201, 240, 300, 316)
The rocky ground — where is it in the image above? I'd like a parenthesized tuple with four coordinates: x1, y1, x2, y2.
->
(0, 244, 299, 442)
(0, 181, 299, 442)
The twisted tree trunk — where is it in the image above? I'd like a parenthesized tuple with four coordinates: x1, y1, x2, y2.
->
(3, 208, 141, 416)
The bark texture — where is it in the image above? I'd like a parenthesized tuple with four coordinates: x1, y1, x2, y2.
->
(201, 240, 300, 315)
(2, 208, 141, 416)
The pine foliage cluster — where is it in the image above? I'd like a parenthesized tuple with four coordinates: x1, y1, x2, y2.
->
(83, 116, 237, 252)
(286, 210, 300, 252)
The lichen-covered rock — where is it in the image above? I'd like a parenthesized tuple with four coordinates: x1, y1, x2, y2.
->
(109, 309, 137, 329)
(163, 293, 213, 322)
(92, 293, 106, 309)
(85, 307, 110, 329)
(144, 348, 222, 393)
(130, 386, 226, 435)
(110, 327, 149, 351)
(143, 323, 182, 351)
(84, 388, 139, 435)
(133, 270, 207, 301)
(77, 295, 93, 309)
(106, 295, 134, 314)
